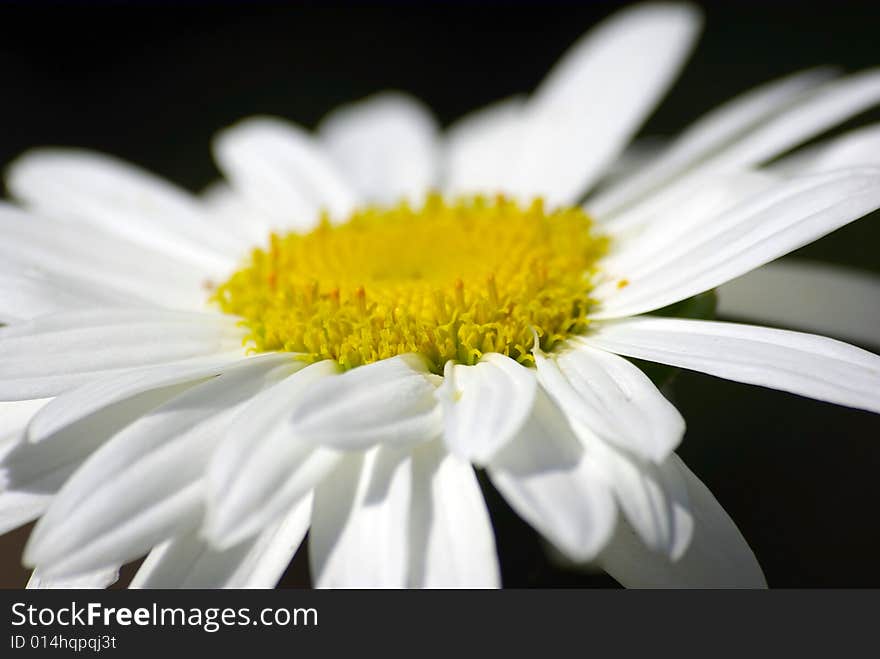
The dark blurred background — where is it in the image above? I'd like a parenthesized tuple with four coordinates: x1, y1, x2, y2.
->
(0, 1, 878, 588)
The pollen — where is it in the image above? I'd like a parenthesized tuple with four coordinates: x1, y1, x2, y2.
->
(212, 193, 609, 373)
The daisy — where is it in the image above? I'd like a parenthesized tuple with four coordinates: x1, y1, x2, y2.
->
(2, 2, 880, 589)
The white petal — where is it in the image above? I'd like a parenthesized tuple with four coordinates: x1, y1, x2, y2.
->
(0, 403, 55, 537)
(310, 447, 412, 588)
(0, 204, 207, 309)
(0, 273, 131, 324)
(289, 354, 442, 451)
(594, 168, 880, 319)
(408, 439, 500, 588)
(592, 137, 669, 191)
(27, 566, 119, 589)
(0, 408, 54, 535)
(205, 360, 343, 548)
(0, 308, 239, 340)
(319, 92, 439, 204)
(27, 353, 247, 443)
(598, 169, 776, 276)
(509, 3, 701, 205)
(441, 96, 525, 197)
(487, 389, 616, 562)
(30, 484, 206, 579)
(0, 309, 244, 400)
(0, 399, 158, 534)
(717, 259, 880, 348)
(536, 340, 684, 463)
(772, 122, 880, 175)
(6, 149, 238, 273)
(200, 181, 274, 245)
(132, 494, 312, 589)
(727, 69, 880, 175)
(213, 116, 358, 230)
(589, 67, 835, 216)
(232, 495, 312, 589)
(583, 433, 692, 560)
(585, 316, 880, 415)
(604, 69, 880, 232)
(436, 353, 536, 466)
(0, 488, 54, 535)
(23, 355, 293, 577)
(0, 402, 54, 535)
(598, 454, 766, 588)
(0, 398, 51, 441)
(1, 382, 200, 535)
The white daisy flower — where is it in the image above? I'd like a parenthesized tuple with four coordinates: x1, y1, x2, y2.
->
(2, 2, 880, 589)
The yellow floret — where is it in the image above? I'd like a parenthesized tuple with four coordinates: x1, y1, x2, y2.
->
(212, 193, 609, 373)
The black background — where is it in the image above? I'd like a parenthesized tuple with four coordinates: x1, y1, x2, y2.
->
(0, 0, 879, 588)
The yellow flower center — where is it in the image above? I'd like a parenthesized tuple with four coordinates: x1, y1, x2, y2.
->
(212, 193, 608, 373)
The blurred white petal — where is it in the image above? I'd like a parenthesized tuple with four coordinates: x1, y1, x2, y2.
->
(718, 259, 880, 348)
(510, 3, 701, 205)
(590, 67, 835, 216)
(604, 69, 880, 231)
(442, 96, 525, 197)
(6, 149, 238, 272)
(319, 92, 438, 204)
(214, 116, 358, 230)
